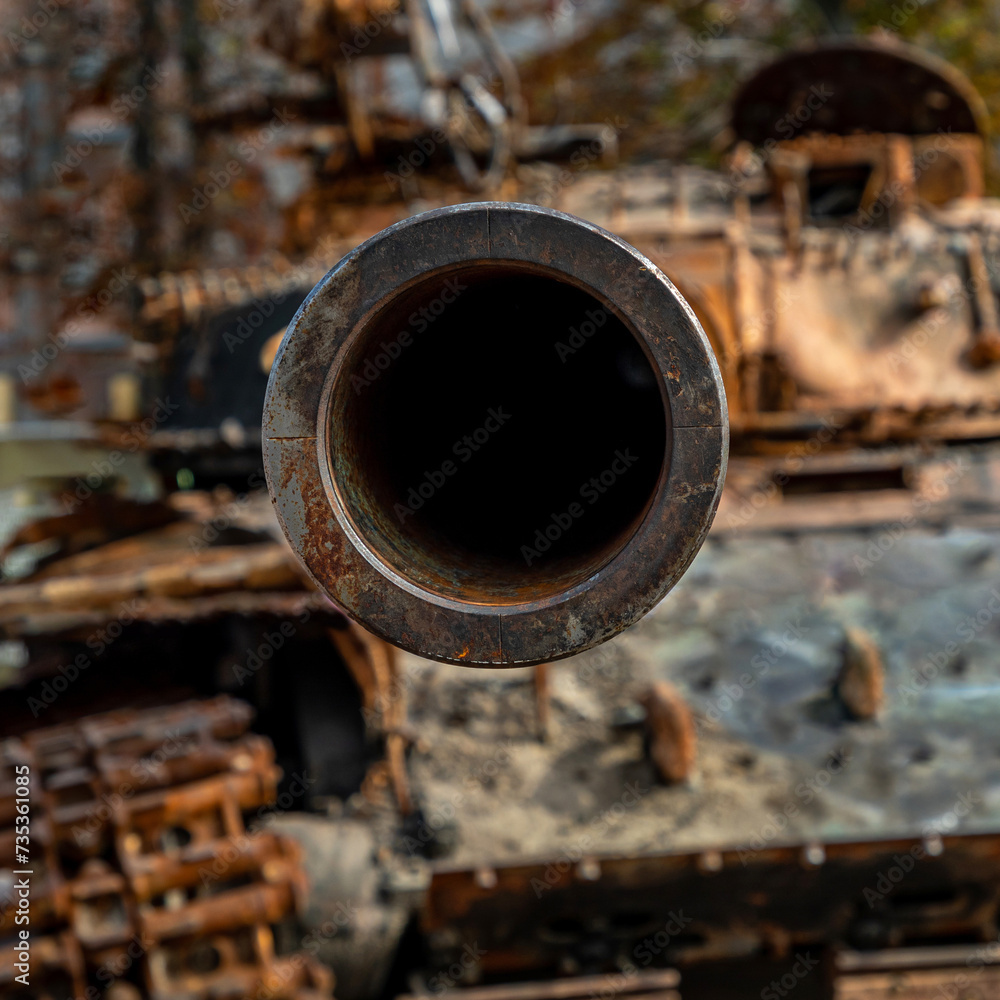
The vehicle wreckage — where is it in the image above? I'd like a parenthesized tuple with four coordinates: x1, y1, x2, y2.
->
(3, 3, 1000, 996)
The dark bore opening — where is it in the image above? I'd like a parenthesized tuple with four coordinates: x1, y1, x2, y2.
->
(329, 264, 670, 604)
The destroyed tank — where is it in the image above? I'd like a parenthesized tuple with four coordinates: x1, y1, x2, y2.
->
(4, 8, 1000, 1000)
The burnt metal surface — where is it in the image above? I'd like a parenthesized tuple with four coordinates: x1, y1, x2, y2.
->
(7, 14, 1000, 1000)
(263, 202, 728, 667)
(421, 833, 1000, 996)
(0, 696, 334, 999)
(400, 970, 681, 1000)
(0, 490, 336, 642)
(730, 37, 988, 144)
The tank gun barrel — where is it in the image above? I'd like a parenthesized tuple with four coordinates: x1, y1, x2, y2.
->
(263, 203, 727, 666)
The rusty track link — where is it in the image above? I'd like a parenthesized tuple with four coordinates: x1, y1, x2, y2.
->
(0, 696, 334, 1000)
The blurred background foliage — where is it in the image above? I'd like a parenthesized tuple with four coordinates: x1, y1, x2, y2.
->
(513, 0, 1000, 189)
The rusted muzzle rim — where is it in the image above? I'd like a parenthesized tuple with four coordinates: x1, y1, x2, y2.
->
(264, 203, 727, 666)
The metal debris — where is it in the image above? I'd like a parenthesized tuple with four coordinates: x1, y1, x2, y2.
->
(836, 628, 885, 722)
(640, 681, 697, 785)
(0, 696, 334, 999)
